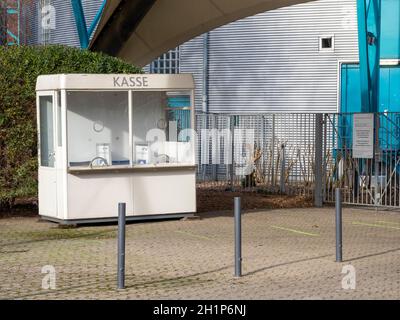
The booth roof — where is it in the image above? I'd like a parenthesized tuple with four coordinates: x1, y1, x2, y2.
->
(35, 74, 195, 91)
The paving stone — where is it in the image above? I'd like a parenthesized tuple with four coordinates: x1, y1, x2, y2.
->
(0, 207, 399, 299)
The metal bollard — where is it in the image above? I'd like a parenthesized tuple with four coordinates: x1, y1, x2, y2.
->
(335, 189, 343, 262)
(280, 144, 286, 194)
(234, 197, 242, 277)
(117, 203, 126, 289)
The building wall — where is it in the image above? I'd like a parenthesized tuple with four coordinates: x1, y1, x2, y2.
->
(1, 0, 36, 45)
(27, 0, 103, 46)
(179, 35, 205, 113)
(180, 0, 359, 113)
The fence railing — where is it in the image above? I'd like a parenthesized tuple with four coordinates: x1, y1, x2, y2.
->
(324, 112, 400, 208)
(195, 113, 317, 198)
(195, 112, 400, 209)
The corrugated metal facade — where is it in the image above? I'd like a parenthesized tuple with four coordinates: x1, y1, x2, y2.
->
(179, 35, 205, 113)
(27, 0, 103, 47)
(180, 0, 359, 113)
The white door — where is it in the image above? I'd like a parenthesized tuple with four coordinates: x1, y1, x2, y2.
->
(38, 92, 58, 218)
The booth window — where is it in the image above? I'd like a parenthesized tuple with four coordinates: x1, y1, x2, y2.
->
(39, 95, 55, 167)
(132, 91, 193, 166)
(67, 91, 129, 168)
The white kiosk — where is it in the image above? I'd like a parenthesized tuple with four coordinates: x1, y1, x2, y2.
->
(36, 74, 196, 224)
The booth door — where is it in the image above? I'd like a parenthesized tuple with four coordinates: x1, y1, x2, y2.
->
(38, 92, 58, 218)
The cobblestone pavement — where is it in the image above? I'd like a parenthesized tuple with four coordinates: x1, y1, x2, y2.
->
(0, 207, 399, 300)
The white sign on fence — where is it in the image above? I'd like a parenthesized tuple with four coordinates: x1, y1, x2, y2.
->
(353, 113, 374, 159)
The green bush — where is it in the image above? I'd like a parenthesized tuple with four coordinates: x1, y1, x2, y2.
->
(0, 45, 141, 209)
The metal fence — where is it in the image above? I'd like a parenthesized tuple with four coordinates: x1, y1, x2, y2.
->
(195, 113, 317, 198)
(324, 112, 400, 208)
(195, 112, 400, 209)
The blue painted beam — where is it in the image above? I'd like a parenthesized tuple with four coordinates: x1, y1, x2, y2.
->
(357, 0, 371, 112)
(71, 0, 106, 49)
(356, 0, 381, 113)
(369, 0, 381, 113)
(88, 0, 107, 39)
(71, 0, 89, 49)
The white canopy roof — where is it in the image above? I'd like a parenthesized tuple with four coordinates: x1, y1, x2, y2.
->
(36, 74, 195, 91)
(90, 0, 316, 67)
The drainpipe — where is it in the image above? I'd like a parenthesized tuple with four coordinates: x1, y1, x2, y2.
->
(202, 32, 209, 113)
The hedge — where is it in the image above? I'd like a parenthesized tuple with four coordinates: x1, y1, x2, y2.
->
(0, 45, 141, 209)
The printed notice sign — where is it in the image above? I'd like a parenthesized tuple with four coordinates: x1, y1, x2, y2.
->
(353, 113, 374, 159)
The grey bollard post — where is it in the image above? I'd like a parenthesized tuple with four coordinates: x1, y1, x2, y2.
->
(234, 197, 242, 277)
(280, 144, 286, 194)
(335, 189, 343, 262)
(118, 203, 126, 289)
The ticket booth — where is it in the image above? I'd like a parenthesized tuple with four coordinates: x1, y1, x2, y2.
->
(36, 74, 196, 224)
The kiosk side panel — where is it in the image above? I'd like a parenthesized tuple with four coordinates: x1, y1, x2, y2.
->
(132, 169, 196, 216)
(67, 173, 134, 220)
(66, 168, 196, 220)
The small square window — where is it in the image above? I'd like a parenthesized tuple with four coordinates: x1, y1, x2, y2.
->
(322, 38, 332, 49)
(319, 35, 335, 52)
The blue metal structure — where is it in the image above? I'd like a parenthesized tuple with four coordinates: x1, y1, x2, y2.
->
(341, 64, 400, 114)
(341, 0, 400, 115)
(71, 0, 106, 49)
(356, 0, 381, 113)
(341, 1, 400, 144)
(332, 1, 400, 199)
(340, 65, 400, 153)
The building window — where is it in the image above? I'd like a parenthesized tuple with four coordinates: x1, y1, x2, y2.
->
(319, 35, 334, 52)
(150, 47, 180, 74)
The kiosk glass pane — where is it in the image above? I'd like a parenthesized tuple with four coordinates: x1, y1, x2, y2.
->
(67, 91, 129, 167)
(39, 95, 54, 167)
(132, 91, 193, 165)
